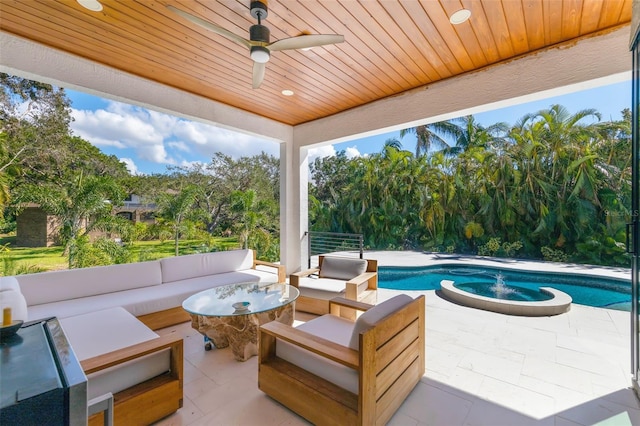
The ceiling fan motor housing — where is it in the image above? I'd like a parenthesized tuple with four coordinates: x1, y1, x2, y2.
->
(250, 24, 270, 43)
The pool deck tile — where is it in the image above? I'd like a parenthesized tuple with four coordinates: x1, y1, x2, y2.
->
(156, 251, 639, 426)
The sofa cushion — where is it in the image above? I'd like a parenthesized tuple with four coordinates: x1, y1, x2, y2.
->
(59, 307, 170, 400)
(17, 261, 163, 306)
(59, 307, 159, 359)
(160, 249, 254, 283)
(348, 294, 414, 350)
(276, 314, 359, 394)
(319, 257, 367, 280)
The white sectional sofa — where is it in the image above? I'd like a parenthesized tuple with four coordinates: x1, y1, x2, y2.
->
(1, 248, 284, 425)
(16, 248, 284, 330)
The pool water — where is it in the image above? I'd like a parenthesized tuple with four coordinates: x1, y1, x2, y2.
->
(379, 265, 632, 311)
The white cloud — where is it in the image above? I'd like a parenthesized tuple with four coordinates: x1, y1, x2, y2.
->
(167, 140, 190, 152)
(344, 146, 361, 158)
(71, 105, 171, 164)
(307, 144, 361, 163)
(70, 100, 279, 172)
(173, 120, 279, 160)
(308, 145, 336, 164)
(120, 157, 139, 175)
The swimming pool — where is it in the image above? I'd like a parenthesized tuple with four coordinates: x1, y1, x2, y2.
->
(379, 265, 632, 311)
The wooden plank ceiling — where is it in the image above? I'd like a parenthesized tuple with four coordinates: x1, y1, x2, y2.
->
(0, 0, 632, 126)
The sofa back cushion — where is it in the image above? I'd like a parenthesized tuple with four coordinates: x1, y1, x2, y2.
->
(319, 256, 367, 280)
(160, 249, 254, 284)
(17, 261, 163, 306)
(348, 294, 414, 350)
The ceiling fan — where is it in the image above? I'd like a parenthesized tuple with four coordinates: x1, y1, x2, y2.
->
(167, 1, 345, 89)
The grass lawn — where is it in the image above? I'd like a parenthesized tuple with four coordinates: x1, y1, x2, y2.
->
(0, 235, 240, 274)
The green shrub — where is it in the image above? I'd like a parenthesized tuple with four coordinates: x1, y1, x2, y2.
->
(540, 246, 568, 263)
(478, 237, 523, 258)
(72, 237, 133, 268)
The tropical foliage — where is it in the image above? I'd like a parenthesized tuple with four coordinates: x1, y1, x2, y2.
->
(310, 107, 632, 267)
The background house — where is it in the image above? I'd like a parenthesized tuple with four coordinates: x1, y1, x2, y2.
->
(16, 195, 157, 247)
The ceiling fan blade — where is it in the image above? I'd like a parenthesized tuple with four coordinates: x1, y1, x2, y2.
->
(252, 62, 266, 89)
(167, 5, 252, 49)
(269, 34, 344, 52)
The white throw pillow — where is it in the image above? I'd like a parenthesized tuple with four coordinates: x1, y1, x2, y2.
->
(0, 289, 28, 322)
(0, 276, 21, 292)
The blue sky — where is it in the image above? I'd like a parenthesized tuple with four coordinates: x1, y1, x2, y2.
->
(67, 79, 630, 175)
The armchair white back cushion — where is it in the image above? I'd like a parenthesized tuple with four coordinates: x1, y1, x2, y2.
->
(347, 294, 414, 350)
(319, 257, 367, 280)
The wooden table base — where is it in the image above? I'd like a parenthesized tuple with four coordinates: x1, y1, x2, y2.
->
(189, 303, 295, 361)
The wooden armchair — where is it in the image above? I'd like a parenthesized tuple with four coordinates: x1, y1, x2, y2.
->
(289, 256, 378, 317)
(259, 295, 425, 426)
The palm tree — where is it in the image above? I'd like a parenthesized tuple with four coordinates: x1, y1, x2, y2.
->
(400, 121, 460, 157)
(156, 185, 202, 256)
(230, 189, 260, 249)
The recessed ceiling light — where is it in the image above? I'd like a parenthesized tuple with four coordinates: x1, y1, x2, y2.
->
(450, 9, 471, 25)
(77, 0, 103, 12)
(281, 90, 294, 96)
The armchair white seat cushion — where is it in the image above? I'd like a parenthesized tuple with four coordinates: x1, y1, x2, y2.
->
(293, 277, 348, 299)
(276, 313, 359, 393)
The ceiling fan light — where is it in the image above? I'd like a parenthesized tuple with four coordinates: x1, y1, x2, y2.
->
(77, 0, 103, 12)
(450, 9, 471, 25)
(251, 46, 270, 63)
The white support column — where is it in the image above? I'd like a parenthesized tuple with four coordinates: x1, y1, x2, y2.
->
(279, 140, 308, 275)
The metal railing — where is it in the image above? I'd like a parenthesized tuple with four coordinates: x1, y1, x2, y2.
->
(306, 231, 364, 268)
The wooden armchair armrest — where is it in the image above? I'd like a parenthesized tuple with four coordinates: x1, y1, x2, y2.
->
(347, 271, 378, 289)
(81, 333, 183, 375)
(289, 268, 320, 287)
(329, 297, 373, 312)
(260, 321, 358, 369)
(253, 259, 286, 283)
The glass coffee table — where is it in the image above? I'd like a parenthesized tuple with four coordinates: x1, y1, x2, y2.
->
(182, 282, 299, 361)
